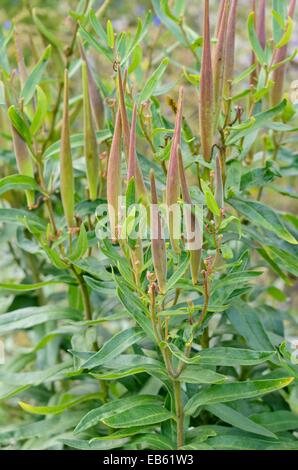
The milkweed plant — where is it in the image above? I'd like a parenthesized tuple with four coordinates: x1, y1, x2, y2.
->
(0, 0, 298, 451)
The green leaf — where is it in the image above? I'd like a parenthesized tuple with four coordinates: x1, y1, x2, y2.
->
(0, 306, 82, 334)
(207, 434, 296, 450)
(226, 301, 274, 351)
(8, 106, 32, 145)
(205, 404, 277, 439)
(0, 279, 63, 292)
(185, 377, 294, 415)
(138, 58, 169, 104)
(63, 438, 127, 450)
(199, 348, 276, 366)
(201, 180, 220, 216)
(106, 20, 114, 49)
(178, 366, 226, 384)
(166, 252, 190, 291)
(68, 224, 88, 261)
(30, 85, 48, 135)
(81, 328, 146, 369)
(0, 174, 43, 196)
(74, 395, 163, 433)
(44, 129, 111, 159)
(0, 208, 46, 230)
(229, 197, 297, 244)
(19, 393, 100, 415)
(133, 433, 174, 450)
(247, 12, 266, 64)
(0, 361, 73, 388)
(227, 99, 287, 145)
(276, 17, 293, 48)
(102, 405, 173, 428)
(21, 45, 52, 105)
(250, 410, 298, 433)
(79, 26, 113, 62)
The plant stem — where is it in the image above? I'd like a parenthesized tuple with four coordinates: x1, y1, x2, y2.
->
(70, 266, 92, 320)
(173, 379, 184, 448)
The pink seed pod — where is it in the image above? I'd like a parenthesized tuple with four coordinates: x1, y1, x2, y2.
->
(82, 60, 99, 201)
(257, 0, 266, 50)
(212, 0, 230, 132)
(117, 66, 148, 204)
(150, 169, 167, 294)
(199, 0, 214, 162)
(79, 41, 104, 130)
(127, 103, 137, 182)
(60, 68, 75, 228)
(166, 86, 184, 253)
(107, 108, 122, 242)
(178, 147, 202, 285)
(271, 0, 296, 106)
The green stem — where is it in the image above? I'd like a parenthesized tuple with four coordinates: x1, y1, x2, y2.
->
(173, 380, 184, 449)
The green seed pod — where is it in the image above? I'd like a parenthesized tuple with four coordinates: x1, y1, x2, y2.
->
(60, 68, 75, 228)
(150, 169, 167, 294)
(82, 60, 99, 201)
(199, 0, 214, 162)
(79, 41, 104, 130)
(178, 147, 202, 285)
(117, 65, 148, 205)
(166, 86, 183, 253)
(212, 0, 230, 132)
(215, 154, 224, 210)
(107, 108, 122, 241)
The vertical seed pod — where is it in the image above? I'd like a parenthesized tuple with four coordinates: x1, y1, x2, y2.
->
(117, 66, 148, 204)
(214, 0, 226, 38)
(4, 84, 34, 208)
(177, 147, 202, 285)
(150, 169, 167, 294)
(14, 28, 28, 90)
(166, 86, 183, 253)
(250, 0, 258, 86)
(60, 69, 74, 228)
(212, 0, 230, 132)
(82, 60, 99, 200)
(257, 0, 266, 50)
(223, 0, 238, 99)
(199, 0, 214, 162)
(271, 0, 296, 106)
(215, 154, 224, 209)
(127, 103, 137, 182)
(79, 41, 104, 130)
(107, 108, 122, 241)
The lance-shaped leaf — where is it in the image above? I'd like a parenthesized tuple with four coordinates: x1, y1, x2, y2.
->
(271, 0, 296, 106)
(223, 0, 238, 98)
(257, 0, 266, 49)
(60, 69, 74, 228)
(5, 87, 34, 209)
(166, 86, 183, 253)
(212, 0, 230, 131)
(82, 60, 99, 200)
(117, 65, 148, 204)
(107, 108, 122, 241)
(150, 169, 167, 294)
(199, 0, 214, 162)
(21, 45, 51, 105)
(178, 147, 202, 285)
(214, 154, 224, 209)
(79, 41, 104, 130)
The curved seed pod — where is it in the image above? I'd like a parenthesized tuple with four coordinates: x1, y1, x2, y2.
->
(166, 86, 184, 253)
(107, 108, 122, 241)
(4, 83, 34, 208)
(199, 0, 214, 162)
(178, 147, 202, 285)
(257, 0, 266, 50)
(271, 0, 296, 106)
(150, 169, 167, 294)
(212, 0, 230, 132)
(79, 41, 104, 130)
(82, 60, 99, 200)
(215, 154, 224, 209)
(60, 69, 74, 228)
(117, 65, 148, 204)
(223, 0, 238, 99)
